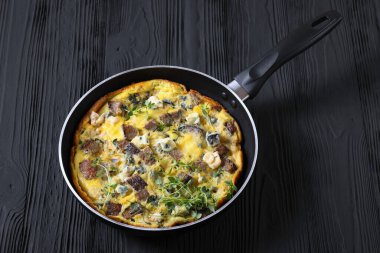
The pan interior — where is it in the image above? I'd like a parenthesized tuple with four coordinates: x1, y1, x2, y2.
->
(59, 66, 257, 229)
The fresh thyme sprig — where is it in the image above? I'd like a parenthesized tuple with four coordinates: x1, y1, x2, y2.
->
(93, 158, 117, 177)
(92, 158, 118, 209)
(160, 176, 215, 215)
(123, 101, 156, 120)
(123, 105, 142, 120)
(172, 160, 199, 172)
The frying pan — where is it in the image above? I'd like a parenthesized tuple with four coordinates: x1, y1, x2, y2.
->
(59, 10, 342, 232)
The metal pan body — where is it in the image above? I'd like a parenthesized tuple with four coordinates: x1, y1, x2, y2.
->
(58, 65, 258, 232)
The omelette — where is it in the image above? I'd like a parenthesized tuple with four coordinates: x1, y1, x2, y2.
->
(71, 79, 243, 228)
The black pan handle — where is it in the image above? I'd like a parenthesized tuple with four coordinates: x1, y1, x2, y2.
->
(234, 10, 342, 98)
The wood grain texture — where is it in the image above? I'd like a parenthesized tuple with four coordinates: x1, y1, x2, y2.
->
(0, 0, 379, 252)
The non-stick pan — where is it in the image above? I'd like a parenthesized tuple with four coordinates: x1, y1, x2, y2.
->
(59, 10, 342, 232)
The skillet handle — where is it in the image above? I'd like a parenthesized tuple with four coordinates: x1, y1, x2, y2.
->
(234, 10, 342, 98)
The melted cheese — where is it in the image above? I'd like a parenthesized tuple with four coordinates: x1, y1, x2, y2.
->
(99, 118, 124, 141)
(177, 133, 202, 161)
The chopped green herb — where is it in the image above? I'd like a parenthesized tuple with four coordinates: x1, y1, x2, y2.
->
(225, 180, 238, 200)
(145, 101, 155, 109)
(172, 160, 199, 172)
(212, 168, 223, 178)
(123, 106, 142, 120)
(109, 165, 118, 173)
(103, 182, 117, 195)
(201, 103, 212, 124)
(156, 122, 166, 131)
(91, 157, 101, 167)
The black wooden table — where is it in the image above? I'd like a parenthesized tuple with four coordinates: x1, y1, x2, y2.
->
(1, 0, 380, 252)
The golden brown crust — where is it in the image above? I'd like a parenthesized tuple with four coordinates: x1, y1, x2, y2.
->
(70, 79, 243, 228)
(71, 90, 121, 212)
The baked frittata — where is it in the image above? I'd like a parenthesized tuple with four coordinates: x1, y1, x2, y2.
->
(71, 79, 243, 228)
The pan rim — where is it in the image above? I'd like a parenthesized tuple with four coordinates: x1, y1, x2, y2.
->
(58, 65, 258, 231)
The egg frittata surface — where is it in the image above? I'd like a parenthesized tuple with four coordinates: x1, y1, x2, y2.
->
(71, 79, 243, 228)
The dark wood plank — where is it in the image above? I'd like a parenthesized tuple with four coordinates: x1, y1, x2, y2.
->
(243, 0, 380, 252)
(0, 0, 108, 252)
(0, 0, 379, 252)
